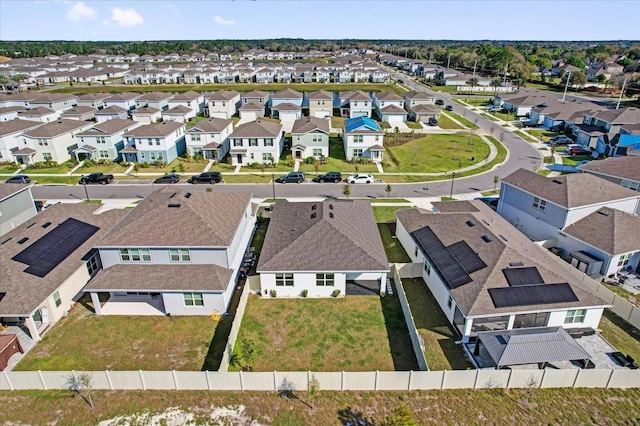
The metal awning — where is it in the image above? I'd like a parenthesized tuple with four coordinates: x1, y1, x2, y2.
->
(570, 251, 602, 264)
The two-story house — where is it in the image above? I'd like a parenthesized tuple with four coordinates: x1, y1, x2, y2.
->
(403, 91, 439, 122)
(74, 119, 141, 162)
(17, 107, 59, 123)
(0, 106, 26, 122)
(258, 200, 389, 298)
(94, 105, 129, 123)
(185, 117, 233, 161)
(121, 121, 186, 164)
(291, 116, 331, 161)
(241, 90, 269, 107)
(373, 92, 407, 123)
(270, 88, 303, 119)
(77, 93, 112, 110)
(306, 90, 334, 119)
(168, 90, 205, 116)
(0, 119, 42, 162)
(134, 92, 173, 111)
(395, 200, 610, 344)
(338, 90, 373, 118)
(573, 107, 640, 153)
(578, 156, 640, 192)
(17, 119, 94, 165)
(59, 106, 97, 122)
(84, 189, 256, 316)
(162, 105, 196, 123)
(229, 119, 284, 166)
(206, 90, 241, 119)
(29, 93, 78, 115)
(103, 92, 142, 112)
(497, 168, 640, 241)
(342, 116, 385, 162)
(131, 106, 162, 125)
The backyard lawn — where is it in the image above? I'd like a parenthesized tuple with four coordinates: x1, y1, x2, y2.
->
(231, 295, 417, 372)
(372, 205, 412, 263)
(402, 278, 472, 370)
(15, 299, 219, 371)
(298, 137, 379, 173)
(384, 134, 490, 173)
(598, 310, 640, 363)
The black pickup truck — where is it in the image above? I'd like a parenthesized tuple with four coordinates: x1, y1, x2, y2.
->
(79, 172, 114, 185)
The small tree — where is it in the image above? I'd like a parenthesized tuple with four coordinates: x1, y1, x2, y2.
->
(342, 183, 351, 198)
(308, 374, 320, 408)
(493, 175, 499, 192)
(385, 184, 392, 197)
(67, 373, 95, 409)
(177, 162, 186, 173)
(523, 374, 539, 406)
(383, 402, 418, 426)
(240, 339, 257, 370)
(132, 163, 139, 177)
(411, 145, 419, 166)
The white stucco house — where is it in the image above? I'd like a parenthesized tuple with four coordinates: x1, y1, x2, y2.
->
(103, 92, 142, 112)
(95, 105, 129, 123)
(229, 119, 284, 166)
(206, 90, 241, 119)
(258, 200, 389, 298)
(135, 91, 173, 111)
(0, 119, 42, 161)
(16, 119, 94, 165)
(373, 92, 406, 123)
(185, 117, 233, 161)
(120, 121, 186, 164)
(168, 91, 205, 116)
(74, 119, 141, 162)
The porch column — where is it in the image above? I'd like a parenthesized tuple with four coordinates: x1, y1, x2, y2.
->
(25, 316, 41, 342)
(380, 272, 387, 295)
(90, 292, 102, 315)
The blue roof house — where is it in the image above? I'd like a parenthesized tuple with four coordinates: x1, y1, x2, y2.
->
(342, 117, 385, 162)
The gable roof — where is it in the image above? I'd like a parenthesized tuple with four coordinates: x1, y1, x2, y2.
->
(291, 116, 330, 134)
(578, 156, 640, 182)
(206, 90, 240, 101)
(60, 106, 97, 116)
(137, 91, 174, 102)
(231, 119, 282, 138)
(340, 90, 371, 102)
(562, 207, 640, 255)
(589, 107, 640, 124)
(404, 91, 436, 100)
(0, 119, 42, 137)
(271, 102, 301, 111)
(186, 117, 232, 133)
(396, 202, 608, 316)
(380, 105, 407, 114)
(170, 90, 202, 101)
(376, 92, 403, 102)
(307, 89, 333, 100)
(344, 116, 382, 133)
(76, 118, 138, 136)
(132, 106, 161, 115)
(95, 105, 127, 115)
(502, 168, 639, 208)
(96, 188, 252, 247)
(105, 92, 142, 102)
(257, 201, 389, 272)
(124, 121, 184, 137)
(242, 90, 269, 99)
(77, 93, 112, 101)
(22, 119, 89, 138)
(271, 88, 303, 99)
(0, 182, 32, 202)
(18, 106, 56, 116)
(163, 105, 192, 115)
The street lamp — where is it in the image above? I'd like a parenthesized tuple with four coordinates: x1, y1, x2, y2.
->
(271, 173, 276, 203)
(449, 172, 456, 200)
(82, 180, 89, 202)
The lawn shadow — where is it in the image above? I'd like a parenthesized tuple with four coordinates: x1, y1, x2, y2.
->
(604, 309, 640, 346)
(337, 406, 376, 426)
(379, 284, 420, 371)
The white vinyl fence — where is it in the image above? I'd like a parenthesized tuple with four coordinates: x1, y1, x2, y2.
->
(217, 280, 252, 372)
(2, 368, 639, 391)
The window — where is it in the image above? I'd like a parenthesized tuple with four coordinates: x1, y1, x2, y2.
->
(169, 248, 191, 262)
(618, 253, 632, 267)
(621, 180, 639, 191)
(262, 153, 272, 162)
(193, 147, 203, 156)
(211, 101, 216, 106)
(424, 260, 431, 275)
(312, 134, 322, 143)
(120, 248, 151, 262)
(264, 138, 274, 147)
(191, 134, 201, 142)
(565, 309, 587, 324)
(532, 196, 547, 212)
(184, 292, 204, 306)
(316, 273, 335, 286)
(249, 138, 258, 146)
(313, 149, 322, 157)
(514, 312, 549, 328)
(86, 253, 100, 276)
(155, 138, 160, 146)
(148, 139, 153, 146)
(99, 150, 109, 158)
(233, 139, 242, 147)
(414, 247, 418, 257)
(447, 294, 453, 308)
(97, 136, 106, 144)
(150, 152, 157, 161)
(42, 153, 52, 161)
(275, 273, 294, 286)
(353, 135, 364, 143)
(353, 149, 363, 158)
(53, 290, 61, 307)
(38, 138, 48, 146)
(375, 135, 379, 142)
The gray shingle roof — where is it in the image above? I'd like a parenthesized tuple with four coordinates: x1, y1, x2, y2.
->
(380, 105, 407, 114)
(76, 119, 137, 136)
(307, 90, 333, 100)
(105, 92, 142, 102)
(22, 119, 89, 138)
(95, 105, 127, 115)
(206, 90, 239, 101)
(242, 90, 268, 99)
(124, 121, 184, 137)
(60, 106, 96, 116)
(562, 207, 640, 255)
(132, 106, 161, 114)
(395, 202, 609, 317)
(238, 102, 265, 111)
(96, 188, 251, 247)
(271, 102, 300, 111)
(0, 182, 32, 201)
(170, 90, 201, 101)
(231, 119, 282, 138)
(0, 204, 127, 316)
(164, 105, 192, 114)
(187, 118, 232, 134)
(578, 156, 640, 182)
(257, 201, 389, 272)
(0, 119, 42, 137)
(291, 116, 330, 134)
(502, 169, 639, 209)
(376, 92, 403, 101)
(271, 88, 303, 99)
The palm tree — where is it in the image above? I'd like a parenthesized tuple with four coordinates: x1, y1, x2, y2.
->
(12, 74, 28, 92)
(466, 77, 479, 94)
(491, 78, 502, 96)
(0, 74, 8, 91)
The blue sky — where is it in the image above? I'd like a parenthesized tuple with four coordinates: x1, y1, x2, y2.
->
(1, 0, 639, 41)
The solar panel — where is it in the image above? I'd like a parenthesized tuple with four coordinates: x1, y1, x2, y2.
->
(448, 241, 487, 275)
(503, 267, 544, 287)
(12, 218, 100, 278)
(488, 283, 578, 308)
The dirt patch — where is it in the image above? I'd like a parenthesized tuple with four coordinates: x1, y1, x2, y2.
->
(98, 405, 263, 426)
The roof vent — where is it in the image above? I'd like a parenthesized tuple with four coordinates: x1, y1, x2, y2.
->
(481, 235, 493, 243)
(481, 219, 490, 226)
(17, 237, 29, 244)
(465, 220, 476, 227)
(499, 234, 508, 242)
(42, 222, 52, 228)
(26, 222, 35, 228)
(169, 192, 177, 199)
(311, 212, 317, 219)
(311, 204, 317, 211)
(598, 210, 610, 216)
(329, 212, 334, 219)
(168, 203, 181, 208)
(552, 179, 563, 184)
(509, 261, 524, 267)
(329, 204, 333, 210)
(184, 192, 192, 199)
(1, 237, 12, 245)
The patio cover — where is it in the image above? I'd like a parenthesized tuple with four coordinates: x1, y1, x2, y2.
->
(0, 334, 24, 370)
(477, 326, 591, 368)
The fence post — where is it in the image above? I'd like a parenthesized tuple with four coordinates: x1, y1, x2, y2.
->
(105, 370, 113, 390)
(239, 370, 244, 391)
(473, 369, 480, 389)
(341, 371, 345, 391)
(139, 370, 146, 390)
(273, 371, 277, 391)
(205, 371, 212, 390)
(441, 370, 447, 389)
(605, 369, 615, 389)
(374, 370, 379, 391)
(3, 370, 13, 391)
(506, 369, 513, 389)
(572, 369, 581, 388)
(37, 370, 47, 390)
(408, 370, 413, 390)
(172, 370, 178, 390)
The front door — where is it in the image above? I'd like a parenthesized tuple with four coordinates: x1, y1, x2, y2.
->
(236, 154, 243, 164)
(294, 150, 302, 159)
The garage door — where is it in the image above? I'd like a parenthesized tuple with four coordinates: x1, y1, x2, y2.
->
(314, 110, 330, 119)
(241, 111, 258, 122)
(387, 115, 404, 123)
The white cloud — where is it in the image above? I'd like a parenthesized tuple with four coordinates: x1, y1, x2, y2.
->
(214, 15, 235, 26)
(111, 8, 144, 27)
(67, 2, 96, 21)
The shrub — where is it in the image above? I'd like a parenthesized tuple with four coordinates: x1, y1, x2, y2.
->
(269, 289, 277, 298)
(300, 289, 308, 298)
(331, 289, 341, 298)
(139, 162, 150, 168)
(304, 156, 316, 164)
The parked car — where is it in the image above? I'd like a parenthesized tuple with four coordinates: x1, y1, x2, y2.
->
(474, 197, 499, 211)
(5, 175, 31, 184)
(428, 117, 438, 126)
(346, 173, 374, 184)
(521, 120, 538, 128)
(187, 172, 222, 184)
(435, 99, 445, 106)
(488, 106, 504, 113)
(549, 135, 574, 145)
(275, 172, 305, 184)
(568, 147, 592, 156)
(79, 172, 113, 185)
(445, 105, 454, 111)
(312, 171, 342, 183)
(154, 173, 181, 184)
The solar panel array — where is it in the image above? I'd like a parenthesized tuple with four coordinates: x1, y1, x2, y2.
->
(12, 218, 100, 278)
(488, 283, 578, 308)
(412, 227, 486, 289)
(503, 267, 544, 287)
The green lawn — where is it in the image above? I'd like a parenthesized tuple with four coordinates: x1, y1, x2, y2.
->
(444, 111, 478, 128)
(514, 130, 537, 142)
(371, 205, 412, 263)
(0, 163, 20, 174)
(402, 278, 472, 370)
(384, 134, 489, 173)
(490, 111, 513, 122)
(232, 296, 417, 371)
(599, 310, 640, 363)
(15, 298, 218, 371)
(405, 121, 423, 129)
(77, 163, 129, 175)
(378, 175, 444, 183)
(455, 97, 490, 106)
(298, 138, 379, 173)
(538, 169, 553, 176)
(481, 113, 499, 121)
(222, 174, 273, 183)
(451, 136, 507, 179)
(25, 164, 75, 174)
(28, 176, 78, 184)
(372, 205, 403, 223)
(562, 155, 592, 166)
(186, 115, 207, 128)
(435, 115, 463, 129)
(330, 116, 346, 129)
(524, 128, 561, 142)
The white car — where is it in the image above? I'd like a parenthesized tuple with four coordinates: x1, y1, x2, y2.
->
(346, 173, 374, 184)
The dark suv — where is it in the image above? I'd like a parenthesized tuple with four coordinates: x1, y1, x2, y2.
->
(435, 99, 445, 106)
(5, 175, 31, 184)
(312, 171, 342, 183)
(187, 172, 222, 184)
(275, 172, 305, 184)
(79, 172, 114, 185)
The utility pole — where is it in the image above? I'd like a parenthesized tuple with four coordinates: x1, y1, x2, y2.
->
(447, 53, 451, 69)
(616, 78, 627, 110)
(502, 63, 509, 85)
(562, 71, 572, 102)
(473, 59, 477, 76)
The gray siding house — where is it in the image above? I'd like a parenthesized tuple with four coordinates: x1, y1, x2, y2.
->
(290, 116, 331, 160)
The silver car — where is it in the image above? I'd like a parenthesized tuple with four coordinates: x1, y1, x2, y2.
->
(346, 173, 374, 184)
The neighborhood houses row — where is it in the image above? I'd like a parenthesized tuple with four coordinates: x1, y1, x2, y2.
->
(0, 160, 639, 368)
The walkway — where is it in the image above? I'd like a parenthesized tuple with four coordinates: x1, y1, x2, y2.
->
(202, 159, 215, 173)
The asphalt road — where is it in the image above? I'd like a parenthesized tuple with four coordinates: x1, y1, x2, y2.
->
(31, 70, 544, 201)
